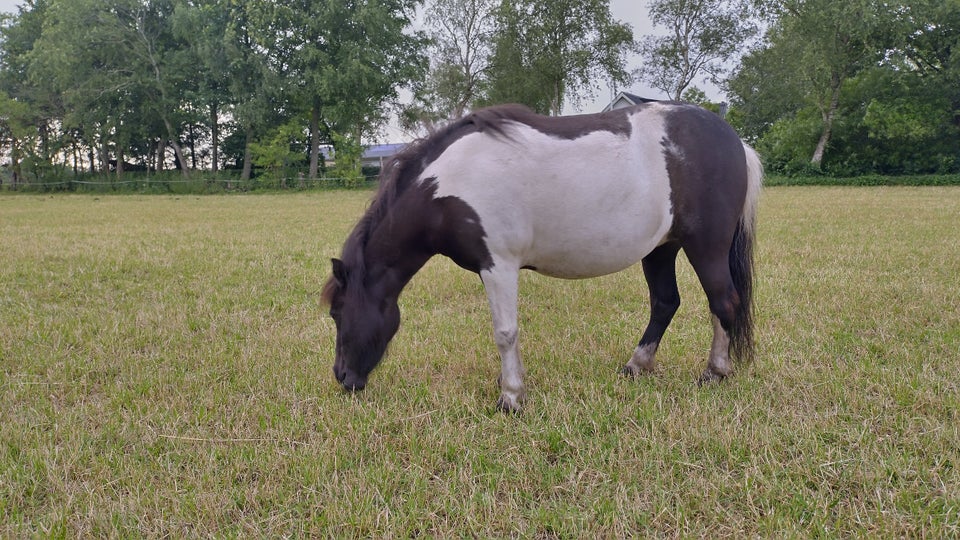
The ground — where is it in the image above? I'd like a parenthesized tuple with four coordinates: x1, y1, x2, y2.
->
(1, 187, 958, 536)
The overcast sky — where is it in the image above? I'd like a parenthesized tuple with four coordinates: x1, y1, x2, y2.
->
(0, 0, 18, 15)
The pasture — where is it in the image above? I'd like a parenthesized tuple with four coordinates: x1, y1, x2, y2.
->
(1, 187, 958, 536)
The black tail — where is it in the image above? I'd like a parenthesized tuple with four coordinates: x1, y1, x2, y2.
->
(729, 144, 762, 363)
(729, 218, 755, 363)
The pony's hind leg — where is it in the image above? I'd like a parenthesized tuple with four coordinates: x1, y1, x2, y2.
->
(701, 315, 733, 384)
(623, 243, 681, 377)
(686, 246, 741, 384)
(480, 266, 526, 412)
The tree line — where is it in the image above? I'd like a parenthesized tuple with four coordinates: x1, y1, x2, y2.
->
(1, 0, 957, 188)
(0, 0, 428, 187)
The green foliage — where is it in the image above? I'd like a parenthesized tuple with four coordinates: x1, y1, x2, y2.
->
(726, 21, 808, 143)
(403, 0, 498, 131)
(755, 108, 823, 175)
(835, 69, 959, 175)
(730, 0, 960, 176)
(267, 0, 426, 177)
(3, 0, 958, 182)
(486, 0, 634, 115)
(249, 120, 308, 176)
(749, 63, 960, 177)
(638, 0, 757, 100)
(0, 0, 426, 184)
(681, 87, 728, 116)
(329, 132, 364, 187)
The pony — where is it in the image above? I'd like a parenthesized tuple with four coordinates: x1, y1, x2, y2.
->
(321, 102, 762, 412)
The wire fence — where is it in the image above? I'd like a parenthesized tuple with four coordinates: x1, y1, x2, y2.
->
(0, 174, 380, 193)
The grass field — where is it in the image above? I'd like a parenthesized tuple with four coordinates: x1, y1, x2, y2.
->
(2, 187, 958, 536)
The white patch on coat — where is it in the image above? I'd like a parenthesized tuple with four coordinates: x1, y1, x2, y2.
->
(707, 315, 733, 377)
(625, 342, 658, 374)
(421, 106, 674, 279)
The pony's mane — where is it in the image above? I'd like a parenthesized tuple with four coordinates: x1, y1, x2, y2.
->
(321, 104, 533, 305)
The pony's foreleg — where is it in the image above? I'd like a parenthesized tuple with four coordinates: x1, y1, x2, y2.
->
(480, 266, 525, 412)
(623, 243, 681, 377)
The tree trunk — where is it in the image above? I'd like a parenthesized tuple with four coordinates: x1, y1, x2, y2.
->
(241, 125, 253, 183)
(210, 103, 220, 174)
(117, 146, 124, 179)
(100, 138, 110, 175)
(188, 123, 197, 170)
(309, 100, 321, 180)
(811, 76, 842, 167)
(72, 143, 79, 176)
(11, 137, 21, 188)
(162, 117, 189, 178)
(551, 79, 563, 116)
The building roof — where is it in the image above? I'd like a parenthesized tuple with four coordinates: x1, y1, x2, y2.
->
(363, 143, 407, 160)
(602, 91, 660, 112)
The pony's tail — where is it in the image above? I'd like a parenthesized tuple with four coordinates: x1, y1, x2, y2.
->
(729, 143, 763, 363)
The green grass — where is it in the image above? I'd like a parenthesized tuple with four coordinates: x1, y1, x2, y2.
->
(1, 187, 958, 536)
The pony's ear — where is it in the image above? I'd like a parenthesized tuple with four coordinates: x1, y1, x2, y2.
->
(331, 258, 347, 286)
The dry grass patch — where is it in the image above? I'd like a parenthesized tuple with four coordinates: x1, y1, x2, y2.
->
(1, 188, 958, 536)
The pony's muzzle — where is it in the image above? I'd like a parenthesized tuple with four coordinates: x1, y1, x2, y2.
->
(334, 366, 367, 392)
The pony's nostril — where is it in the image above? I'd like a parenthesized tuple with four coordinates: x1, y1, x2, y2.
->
(334, 366, 346, 383)
(343, 380, 365, 392)
(338, 370, 367, 392)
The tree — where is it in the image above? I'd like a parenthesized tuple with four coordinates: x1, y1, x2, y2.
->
(172, 0, 233, 173)
(131, 0, 193, 177)
(895, 0, 960, 128)
(220, 0, 282, 182)
(404, 0, 498, 132)
(0, 90, 36, 186)
(636, 0, 757, 101)
(0, 0, 57, 186)
(269, 0, 425, 179)
(728, 0, 959, 175)
(249, 118, 308, 183)
(765, 0, 891, 166)
(726, 18, 810, 143)
(29, 0, 193, 177)
(0, 0, 427, 186)
(827, 0, 960, 174)
(486, 0, 634, 115)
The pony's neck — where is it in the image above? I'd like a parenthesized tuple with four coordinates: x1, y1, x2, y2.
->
(355, 178, 493, 300)
(361, 212, 436, 301)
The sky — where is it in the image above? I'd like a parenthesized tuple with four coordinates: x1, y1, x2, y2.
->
(0, 0, 18, 15)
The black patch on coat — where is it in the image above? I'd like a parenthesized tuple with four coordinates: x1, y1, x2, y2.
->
(660, 103, 747, 242)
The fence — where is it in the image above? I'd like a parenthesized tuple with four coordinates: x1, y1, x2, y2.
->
(0, 174, 380, 193)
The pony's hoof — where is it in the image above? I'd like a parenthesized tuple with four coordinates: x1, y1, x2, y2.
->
(621, 363, 654, 378)
(496, 393, 524, 414)
(697, 368, 726, 386)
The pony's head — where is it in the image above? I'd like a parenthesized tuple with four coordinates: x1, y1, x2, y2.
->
(321, 258, 401, 391)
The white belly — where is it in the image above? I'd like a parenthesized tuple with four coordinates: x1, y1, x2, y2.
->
(422, 108, 674, 279)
